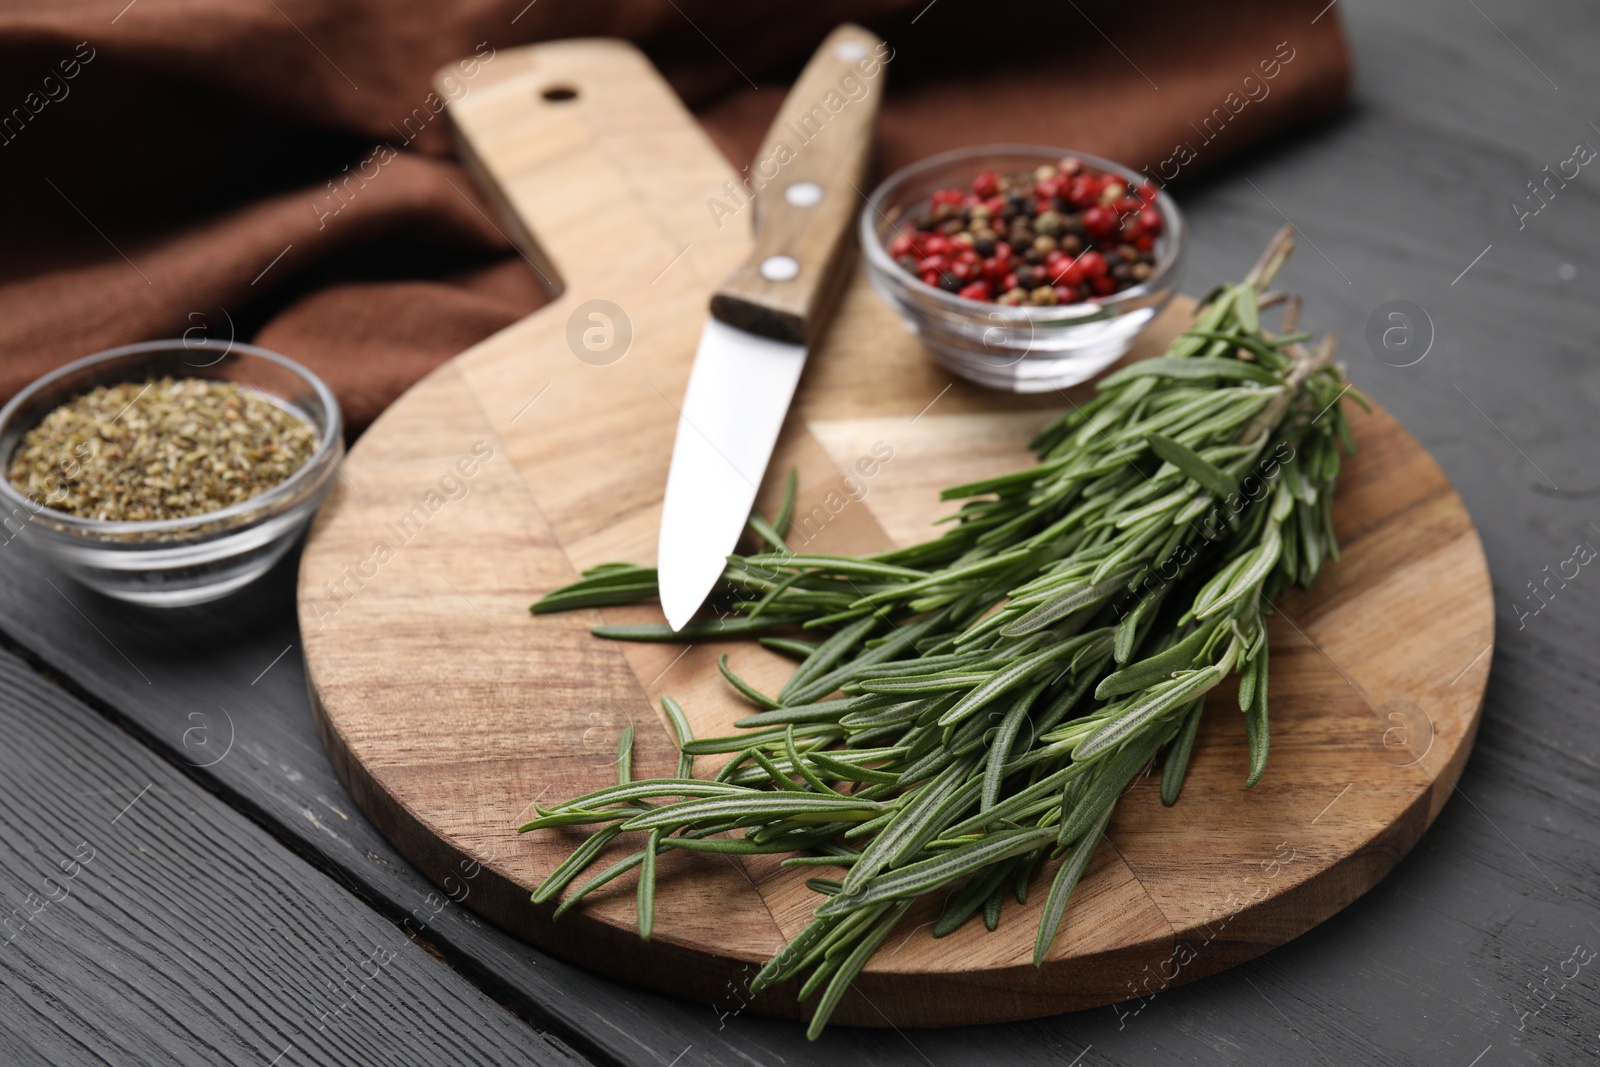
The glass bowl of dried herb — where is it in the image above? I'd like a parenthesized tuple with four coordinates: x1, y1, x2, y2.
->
(0, 339, 343, 606)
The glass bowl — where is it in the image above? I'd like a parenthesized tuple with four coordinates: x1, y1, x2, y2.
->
(860, 144, 1186, 392)
(0, 340, 343, 607)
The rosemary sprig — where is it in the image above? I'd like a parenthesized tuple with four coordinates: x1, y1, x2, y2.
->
(523, 227, 1366, 1036)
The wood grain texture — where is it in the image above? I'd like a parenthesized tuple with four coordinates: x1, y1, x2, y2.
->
(707, 23, 887, 344)
(0, 648, 579, 1067)
(295, 37, 1493, 1027)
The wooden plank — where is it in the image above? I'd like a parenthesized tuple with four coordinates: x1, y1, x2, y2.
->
(0, 546, 753, 1067)
(0, 648, 580, 1067)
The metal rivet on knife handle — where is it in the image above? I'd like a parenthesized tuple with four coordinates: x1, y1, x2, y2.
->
(707, 23, 888, 347)
(760, 255, 801, 282)
(785, 182, 824, 207)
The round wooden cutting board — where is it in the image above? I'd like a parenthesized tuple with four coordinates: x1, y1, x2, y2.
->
(297, 39, 1494, 1027)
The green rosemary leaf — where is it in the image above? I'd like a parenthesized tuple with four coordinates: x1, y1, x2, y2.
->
(934, 857, 1016, 938)
(1056, 731, 1159, 848)
(1001, 567, 1142, 636)
(1147, 433, 1239, 500)
(638, 830, 661, 940)
(718, 654, 781, 710)
(533, 779, 749, 815)
(787, 725, 842, 796)
(1075, 666, 1224, 761)
(619, 793, 887, 832)
(679, 722, 842, 755)
(1244, 638, 1270, 788)
(745, 555, 930, 581)
(842, 759, 976, 894)
(661, 695, 696, 779)
(779, 615, 879, 703)
(733, 698, 856, 728)
(751, 913, 841, 994)
(981, 678, 1052, 811)
(1096, 620, 1221, 699)
(808, 750, 901, 785)
(806, 900, 912, 1038)
(760, 636, 819, 660)
(1100, 356, 1278, 388)
(592, 616, 802, 642)
(530, 825, 622, 905)
(1032, 805, 1113, 965)
(819, 828, 1054, 916)
(552, 849, 648, 920)
(1159, 698, 1207, 806)
(616, 724, 633, 787)
(774, 467, 799, 539)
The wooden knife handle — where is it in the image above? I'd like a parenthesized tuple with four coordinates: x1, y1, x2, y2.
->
(708, 24, 889, 346)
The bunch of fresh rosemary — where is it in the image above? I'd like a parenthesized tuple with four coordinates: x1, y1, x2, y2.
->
(523, 228, 1363, 1037)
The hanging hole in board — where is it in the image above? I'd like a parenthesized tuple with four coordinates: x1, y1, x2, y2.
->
(541, 85, 579, 102)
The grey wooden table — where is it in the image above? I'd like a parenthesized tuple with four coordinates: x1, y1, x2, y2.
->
(2, 1, 1597, 1064)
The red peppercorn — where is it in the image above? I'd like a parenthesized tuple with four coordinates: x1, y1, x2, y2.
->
(1083, 207, 1117, 239)
(888, 160, 1165, 304)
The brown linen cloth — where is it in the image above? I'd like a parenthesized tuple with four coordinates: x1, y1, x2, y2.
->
(0, 1, 1350, 435)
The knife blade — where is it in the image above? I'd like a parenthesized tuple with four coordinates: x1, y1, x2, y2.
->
(658, 24, 888, 630)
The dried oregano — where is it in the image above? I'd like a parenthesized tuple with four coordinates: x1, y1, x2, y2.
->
(7, 377, 316, 522)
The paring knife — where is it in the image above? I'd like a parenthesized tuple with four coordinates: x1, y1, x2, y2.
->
(658, 24, 888, 630)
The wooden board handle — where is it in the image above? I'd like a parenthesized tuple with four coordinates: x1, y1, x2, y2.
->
(434, 39, 751, 299)
(709, 24, 889, 346)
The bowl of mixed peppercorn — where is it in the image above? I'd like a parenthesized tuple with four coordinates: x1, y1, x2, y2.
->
(0, 340, 343, 606)
(860, 145, 1185, 391)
